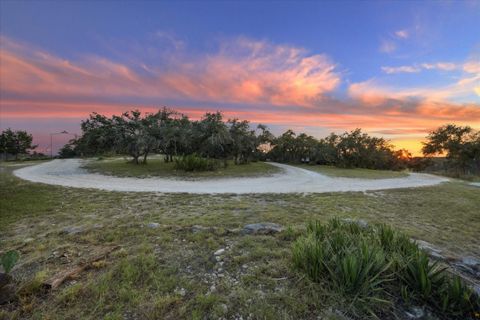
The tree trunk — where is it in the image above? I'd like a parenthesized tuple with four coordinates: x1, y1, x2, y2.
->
(143, 151, 149, 164)
(132, 155, 139, 164)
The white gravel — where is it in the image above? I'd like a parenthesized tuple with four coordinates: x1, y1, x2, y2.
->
(13, 159, 449, 194)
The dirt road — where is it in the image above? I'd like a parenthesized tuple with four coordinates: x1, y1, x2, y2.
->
(14, 159, 449, 194)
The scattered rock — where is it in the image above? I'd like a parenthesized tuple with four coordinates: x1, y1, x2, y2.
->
(220, 303, 228, 313)
(460, 256, 480, 269)
(413, 240, 444, 260)
(473, 284, 480, 296)
(147, 222, 160, 229)
(191, 225, 214, 233)
(60, 226, 84, 235)
(453, 257, 480, 278)
(404, 306, 425, 319)
(242, 223, 283, 235)
(214, 248, 225, 256)
(341, 218, 368, 228)
(174, 287, 186, 297)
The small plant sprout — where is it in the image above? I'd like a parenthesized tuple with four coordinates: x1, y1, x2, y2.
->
(1, 250, 19, 274)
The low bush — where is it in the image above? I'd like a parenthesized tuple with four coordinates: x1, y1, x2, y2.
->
(174, 154, 219, 172)
(293, 219, 480, 318)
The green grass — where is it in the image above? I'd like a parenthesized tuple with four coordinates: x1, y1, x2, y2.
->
(1, 162, 479, 319)
(83, 156, 281, 179)
(296, 164, 409, 179)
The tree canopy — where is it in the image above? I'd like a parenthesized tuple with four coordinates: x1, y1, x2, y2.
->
(0, 128, 37, 160)
(422, 124, 480, 174)
(73, 108, 267, 166)
(68, 108, 414, 171)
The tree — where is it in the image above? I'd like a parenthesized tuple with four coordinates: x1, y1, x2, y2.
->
(151, 108, 190, 162)
(267, 128, 407, 170)
(75, 113, 116, 156)
(197, 112, 232, 167)
(228, 119, 257, 164)
(58, 142, 77, 158)
(112, 110, 160, 164)
(0, 128, 37, 160)
(75, 110, 159, 164)
(422, 124, 480, 174)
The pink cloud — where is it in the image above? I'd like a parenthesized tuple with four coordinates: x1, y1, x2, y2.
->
(0, 36, 341, 108)
(394, 30, 409, 39)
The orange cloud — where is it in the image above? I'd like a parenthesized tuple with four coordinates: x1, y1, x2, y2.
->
(0, 36, 340, 108)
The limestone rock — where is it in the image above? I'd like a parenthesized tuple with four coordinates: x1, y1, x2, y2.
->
(60, 226, 84, 235)
(341, 218, 368, 228)
(242, 223, 283, 235)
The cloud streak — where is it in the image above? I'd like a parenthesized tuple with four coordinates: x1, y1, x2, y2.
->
(381, 61, 473, 74)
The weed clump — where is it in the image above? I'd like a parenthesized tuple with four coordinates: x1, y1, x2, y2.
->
(292, 219, 480, 318)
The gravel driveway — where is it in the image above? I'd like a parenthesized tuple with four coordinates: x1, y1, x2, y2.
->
(14, 159, 449, 194)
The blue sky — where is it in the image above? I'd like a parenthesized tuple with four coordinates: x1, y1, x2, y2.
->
(1, 0, 479, 154)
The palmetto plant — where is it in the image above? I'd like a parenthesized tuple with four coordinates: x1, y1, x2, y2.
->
(400, 252, 446, 302)
(293, 219, 393, 316)
(438, 276, 480, 316)
(293, 219, 480, 319)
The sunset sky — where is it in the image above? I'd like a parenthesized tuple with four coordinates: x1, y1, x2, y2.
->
(1, 1, 479, 155)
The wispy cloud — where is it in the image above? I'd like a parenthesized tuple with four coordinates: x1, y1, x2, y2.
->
(379, 40, 396, 53)
(394, 29, 409, 39)
(381, 66, 420, 74)
(381, 60, 478, 74)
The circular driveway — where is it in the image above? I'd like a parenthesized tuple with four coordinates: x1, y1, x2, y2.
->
(14, 159, 449, 194)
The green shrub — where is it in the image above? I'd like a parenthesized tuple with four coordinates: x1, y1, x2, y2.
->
(174, 154, 218, 172)
(293, 219, 480, 318)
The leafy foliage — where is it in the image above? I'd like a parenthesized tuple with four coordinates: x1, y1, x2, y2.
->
(293, 219, 480, 318)
(0, 128, 37, 160)
(269, 128, 410, 170)
(71, 108, 268, 165)
(422, 124, 480, 175)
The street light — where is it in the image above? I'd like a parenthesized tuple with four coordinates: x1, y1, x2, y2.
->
(50, 131, 77, 158)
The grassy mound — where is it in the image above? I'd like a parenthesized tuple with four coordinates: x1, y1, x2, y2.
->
(293, 219, 480, 318)
(83, 156, 281, 179)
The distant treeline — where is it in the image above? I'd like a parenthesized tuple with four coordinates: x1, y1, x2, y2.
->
(57, 108, 479, 174)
